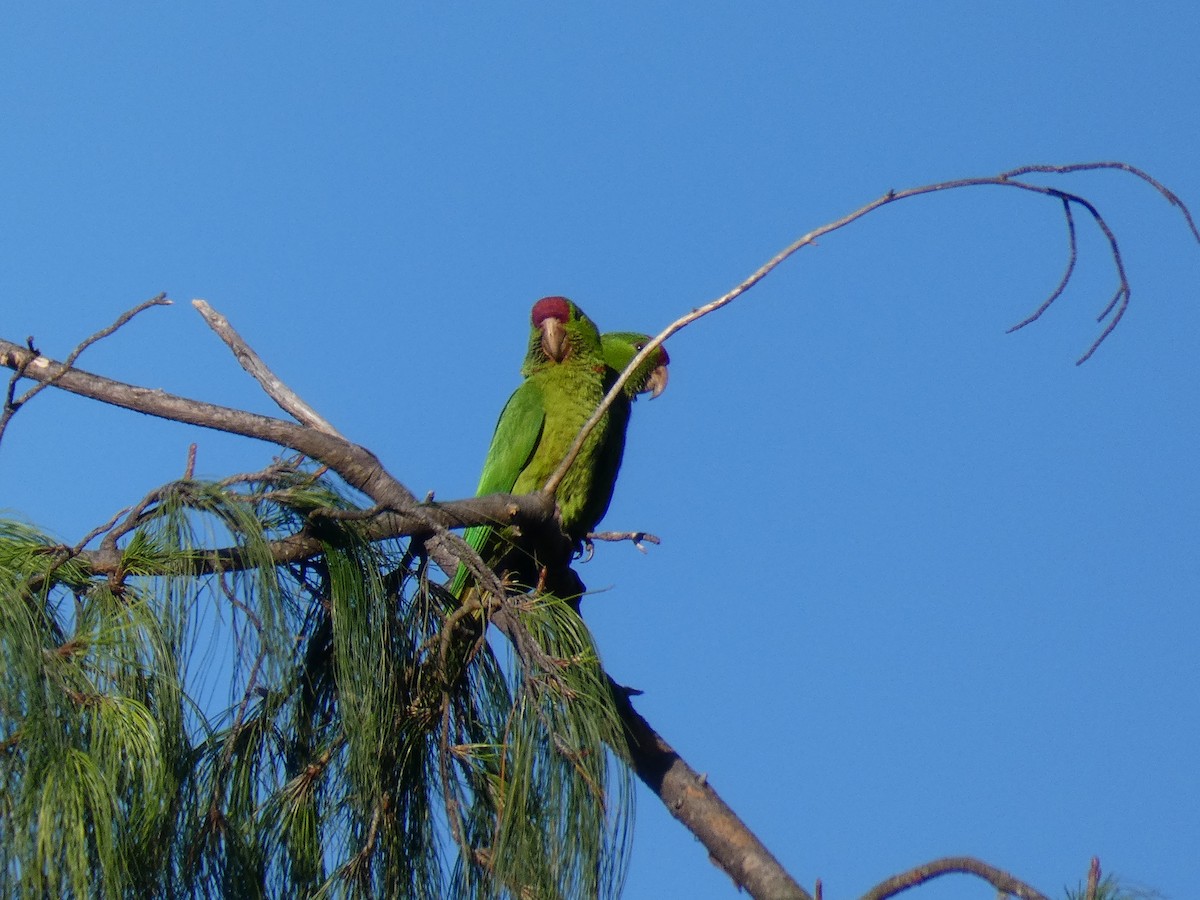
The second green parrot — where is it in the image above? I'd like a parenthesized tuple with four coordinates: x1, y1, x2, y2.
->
(575, 332, 670, 537)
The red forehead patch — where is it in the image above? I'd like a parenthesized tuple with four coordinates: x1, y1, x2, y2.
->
(531, 296, 572, 327)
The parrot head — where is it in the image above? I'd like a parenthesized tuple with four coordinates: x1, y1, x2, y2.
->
(601, 332, 670, 399)
(527, 296, 602, 368)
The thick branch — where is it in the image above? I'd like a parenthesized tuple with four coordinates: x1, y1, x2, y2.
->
(0, 338, 547, 603)
(72, 491, 557, 578)
(611, 679, 813, 900)
(0, 338, 402, 504)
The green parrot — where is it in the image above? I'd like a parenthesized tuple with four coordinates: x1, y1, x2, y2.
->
(575, 332, 670, 537)
(450, 296, 613, 598)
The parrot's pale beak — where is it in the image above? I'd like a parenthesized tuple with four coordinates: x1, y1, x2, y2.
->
(645, 364, 669, 399)
(540, 316, 567, 361)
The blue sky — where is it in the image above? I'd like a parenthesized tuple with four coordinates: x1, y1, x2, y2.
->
(2, 4, 1198, 898)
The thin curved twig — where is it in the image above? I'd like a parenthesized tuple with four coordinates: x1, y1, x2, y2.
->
(544, 161, 1198, 495)
(1006, 197, 1078, 333)
(0, 294, 170, 444)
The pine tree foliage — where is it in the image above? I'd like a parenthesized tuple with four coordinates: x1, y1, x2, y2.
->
(0, 460, 633, 898)
(1065, 876, 1159, 900)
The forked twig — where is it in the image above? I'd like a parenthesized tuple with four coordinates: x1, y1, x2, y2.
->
(0, 294, 170, 445)
(1002, 161, 1200, 243)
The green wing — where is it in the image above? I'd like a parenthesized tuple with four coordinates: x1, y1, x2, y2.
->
(451, 379, 546, 596)
(473, 378, 547, 502)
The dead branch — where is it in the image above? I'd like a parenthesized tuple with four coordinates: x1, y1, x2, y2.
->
(192, 298, 342, 436)
(4, 159, 1193, 899)
(857, 855, 1051, 900)
(610, 677, 813, 900)
(0, 294, 170, 443)
(0, 335, 392, 497)
(68, 487, 555, 579)
(0, 335, 529, 607)
(543, 160, 1199, 496)
(1003, 162, 1200, 242)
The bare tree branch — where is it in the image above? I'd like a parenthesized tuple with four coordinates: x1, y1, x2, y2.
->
(1000, 161, 1200, 243)
(0, 337, 524, 528)
(67, 487, 555, 579)
(611, 678, 814, 900)
(192, 298, 343, 436)
(0, 335, 369, 480)
(857, 855, 1051, 900)
(0, 293, 170, 443)
(544, 160, 1199, 496)
(1006, 197, 1078, 333)
(0, 335, 532, 607)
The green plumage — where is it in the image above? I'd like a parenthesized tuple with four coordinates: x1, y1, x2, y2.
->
(452, 297, 612, 597)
